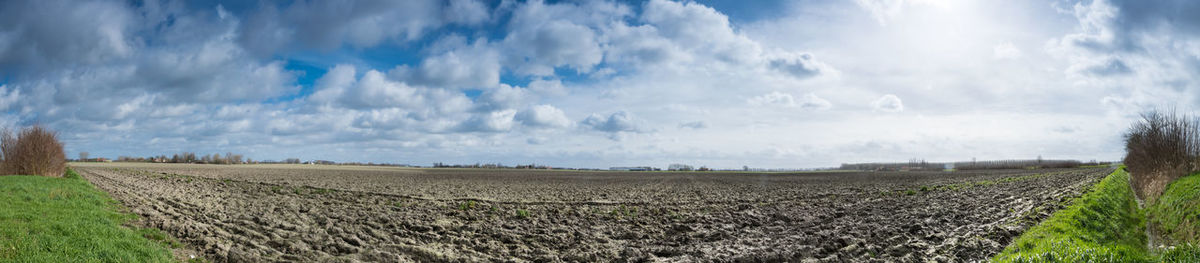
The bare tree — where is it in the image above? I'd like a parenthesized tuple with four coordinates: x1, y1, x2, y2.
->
(79, 151, 89, 162)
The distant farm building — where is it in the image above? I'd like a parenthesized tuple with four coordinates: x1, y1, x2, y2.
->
(610, 166, 658, 171)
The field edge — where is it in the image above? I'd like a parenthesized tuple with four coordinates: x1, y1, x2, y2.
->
(0, 168, 179, 262)
(990, 167, 1149, 262)
(1145, 172, 1200, 261)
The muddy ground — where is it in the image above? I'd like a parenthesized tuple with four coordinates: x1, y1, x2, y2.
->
(74, 163, 1112, 262)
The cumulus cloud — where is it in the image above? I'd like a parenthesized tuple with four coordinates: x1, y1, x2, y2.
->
(515, 105, 571, 129)
(1047, 0, 1200, 112)
(527, 78, 568, 97)
(0, 1, 301, 126)
(768, 52, 835, 79)
(749, 92, 832, 110)
(0, 86, 20, 110)
(307, 64, 476, 134)
(501, 0, 613, 76)
(391, 36, 501, 89)
(0, 0, 134, 73)
(474, 84, 528, 112)
(581, 111, 646, 133)
(749, 92, 797, 107)
(641, 0, 762, 65)
(238, 0, 472, 55)
(603, 23, 686, 67)
(872, 94, 904, 112)
(459, 109, 518, 132)
(443, 0, 490, 25)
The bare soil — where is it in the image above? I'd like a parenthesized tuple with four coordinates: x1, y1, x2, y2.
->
(74, 163, 1112, 262)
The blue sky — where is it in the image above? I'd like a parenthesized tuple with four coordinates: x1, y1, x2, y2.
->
(0, 0, 1196, 168)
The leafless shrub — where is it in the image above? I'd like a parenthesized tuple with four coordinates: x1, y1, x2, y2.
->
(0, 125, 67, 177)
(1123, 109, 1200, 203)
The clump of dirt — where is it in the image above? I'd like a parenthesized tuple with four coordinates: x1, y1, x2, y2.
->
(76, 163, 1110, 262)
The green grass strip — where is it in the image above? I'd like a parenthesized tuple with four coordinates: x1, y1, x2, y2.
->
(0, 169, 174, 262)
(1146, 173, 1200, 262)
(1147, 173, 1200, 246)
(992, 168, 1150, 262)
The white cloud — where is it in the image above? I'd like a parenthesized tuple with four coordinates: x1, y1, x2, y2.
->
(474, 84, 528, 112)
(0, 1, 134, 73)
(768, 52, 835, 79)
(872, 94, 904, 112)
(0, 0, 1162, 169)
(0, 85, 19, 111)
(516, 104, 571, 129)
(503, 11, 605, 75)
(527, 78, 568, 97)
(749, 92, 797, 107)
(797, 93, 834, 111)
(853, 0, 904, 25)
(581, 111, 646, 134)
(444, 0, 490, 25)
(993, 42, 1022, 59)
(237, 0, 454, 55)
(641, 0, 763, 65)
(459, 109, 518, 132)
(749, 92, 832, 111)
(392, 36, 501, 89)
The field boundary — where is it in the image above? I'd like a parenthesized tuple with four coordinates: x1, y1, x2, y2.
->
(0, 168, 178, 262)
(991, 168, 1149, 262)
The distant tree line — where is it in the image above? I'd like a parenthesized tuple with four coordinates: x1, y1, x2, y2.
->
(114, 152, 251, 164)
(840, 157, 1099, 171)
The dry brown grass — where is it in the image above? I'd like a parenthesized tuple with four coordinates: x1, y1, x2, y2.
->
(0, 125, 66, 177)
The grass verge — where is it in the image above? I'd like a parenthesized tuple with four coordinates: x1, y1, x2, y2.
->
(1146, 173, 1200, 262)
(991, 168, 1150, 262)
(0, 168, 175, 262)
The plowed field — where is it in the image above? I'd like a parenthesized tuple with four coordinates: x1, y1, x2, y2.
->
(73, 163, 1112, 262)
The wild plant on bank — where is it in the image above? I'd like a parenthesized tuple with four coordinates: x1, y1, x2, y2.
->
(0, 125, 66, 177)
(1123, 109, 1200, 203)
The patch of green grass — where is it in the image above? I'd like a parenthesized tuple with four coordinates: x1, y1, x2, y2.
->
(0, 169, 175, 262)
(610, 204, 638, 218)
(515, 209, 531, 219)
(1158, 244, 1200, 262)
(135, 228, 183, 249)
(1146, 172, 1200, 246)
(992, 168, 1150, 262)
(459, 200, 476, 211)
(905, 189, 916, 196)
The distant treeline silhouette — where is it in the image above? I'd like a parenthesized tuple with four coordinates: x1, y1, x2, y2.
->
(112, 152, 249, 164)
(840, 158, 1100, 171)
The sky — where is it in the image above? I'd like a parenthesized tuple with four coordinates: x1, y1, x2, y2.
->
(0, 0, 1196, 169)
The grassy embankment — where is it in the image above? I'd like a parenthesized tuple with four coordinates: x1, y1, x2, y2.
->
(992, 168, 1200, 262)
(0, 168, 177, 262)
(1146, 172, 1200, 261)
